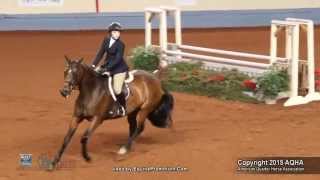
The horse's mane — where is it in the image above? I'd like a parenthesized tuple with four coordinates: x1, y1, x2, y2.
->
(79, 63, 93, 72)
(79, 63, 103, 79)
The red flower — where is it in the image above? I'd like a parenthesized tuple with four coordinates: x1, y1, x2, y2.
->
(315, 68, 320, 77)
(315, 80, 320, 87)
(243, 79, 257, 91)
(206, 74, 225, 82)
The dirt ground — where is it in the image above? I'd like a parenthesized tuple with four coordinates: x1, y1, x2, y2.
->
(1, 28, 320, 180)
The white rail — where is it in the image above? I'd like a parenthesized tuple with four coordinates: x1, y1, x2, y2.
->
(271, 20, 299, 26)
(169, 43, 288, 62)
(165, 50, 270, 69)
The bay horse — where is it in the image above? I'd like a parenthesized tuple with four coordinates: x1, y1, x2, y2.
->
(50, 57, 174, 170)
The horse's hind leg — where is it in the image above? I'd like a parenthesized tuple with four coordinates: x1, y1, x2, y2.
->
(127, 112, 137, 137)
(127, 110, 145, 137)
(51, 117, 82, 170)
(80, 116, 103, 162)
(118, 110, 148, 155)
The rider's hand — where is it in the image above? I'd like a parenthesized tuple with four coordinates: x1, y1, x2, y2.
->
(91, 65, 101, 72)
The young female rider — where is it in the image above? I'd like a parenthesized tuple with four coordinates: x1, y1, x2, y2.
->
(91, 22, 129, 116)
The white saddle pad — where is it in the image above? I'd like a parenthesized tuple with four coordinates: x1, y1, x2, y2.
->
(108, 70, 138, 101)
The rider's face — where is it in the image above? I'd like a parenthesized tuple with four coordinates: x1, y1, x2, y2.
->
(111, 31, 120, 39)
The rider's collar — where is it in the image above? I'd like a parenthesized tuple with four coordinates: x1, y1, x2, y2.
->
(111, 37, 119, 41)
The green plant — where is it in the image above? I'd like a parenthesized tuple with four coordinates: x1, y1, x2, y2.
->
(130, 46, 160, 72)
(162, 62, 258, 103)
(256, 68, 289, 99)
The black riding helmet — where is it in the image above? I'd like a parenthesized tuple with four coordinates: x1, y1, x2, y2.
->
(108, 22, 122, 32)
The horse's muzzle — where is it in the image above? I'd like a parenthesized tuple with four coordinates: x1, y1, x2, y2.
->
(59, 88, 70, 98)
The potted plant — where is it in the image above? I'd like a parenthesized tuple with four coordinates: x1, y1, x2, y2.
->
(256, 68, 289, 104)
(130, 46, 160, 72)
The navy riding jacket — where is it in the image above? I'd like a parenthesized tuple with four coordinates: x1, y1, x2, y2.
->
(92, 37, 129, 75)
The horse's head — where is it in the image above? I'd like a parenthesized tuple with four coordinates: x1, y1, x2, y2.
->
(59, 56, 84, 98)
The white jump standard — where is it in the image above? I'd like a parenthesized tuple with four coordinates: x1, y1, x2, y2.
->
(286, 18, 320, 104)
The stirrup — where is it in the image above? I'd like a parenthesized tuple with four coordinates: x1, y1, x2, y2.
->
(108, 105, 126, 117)
(117, 105, 126, 116)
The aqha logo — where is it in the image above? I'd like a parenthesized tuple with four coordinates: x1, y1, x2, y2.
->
(285, 159, 304, 166)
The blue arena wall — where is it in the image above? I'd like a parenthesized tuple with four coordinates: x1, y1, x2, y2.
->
(0, 8, 320, 31)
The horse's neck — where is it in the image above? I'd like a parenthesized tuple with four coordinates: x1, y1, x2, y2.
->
(79, 65, 103, 93)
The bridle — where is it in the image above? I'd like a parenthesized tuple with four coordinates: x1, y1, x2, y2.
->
(60, 67, 79, 97)
(65, 69, 78, 89)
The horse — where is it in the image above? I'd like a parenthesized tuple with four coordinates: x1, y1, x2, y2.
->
(50, 56, 174, 170)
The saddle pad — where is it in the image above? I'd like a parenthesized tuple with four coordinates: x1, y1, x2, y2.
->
(108, 70, 137, 101)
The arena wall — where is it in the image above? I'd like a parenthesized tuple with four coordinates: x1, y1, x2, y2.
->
(1, 8, 320, 31)
(100, 0, 320, 12)
(1, 0, 320, 14)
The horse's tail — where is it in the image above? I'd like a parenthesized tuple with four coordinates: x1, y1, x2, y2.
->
(147, 90, 174, 128)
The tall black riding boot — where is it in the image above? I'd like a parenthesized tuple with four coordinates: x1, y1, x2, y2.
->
(116, 93, 126, 116)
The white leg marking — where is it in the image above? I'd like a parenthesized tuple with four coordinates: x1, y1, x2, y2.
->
(118, 146, 127, 155)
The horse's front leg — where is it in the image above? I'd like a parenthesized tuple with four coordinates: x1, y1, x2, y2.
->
(50, 117, 82, 170)
(80, 116, 103, 162)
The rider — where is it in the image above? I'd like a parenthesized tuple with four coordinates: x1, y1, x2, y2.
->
(91, 22, 129, 116)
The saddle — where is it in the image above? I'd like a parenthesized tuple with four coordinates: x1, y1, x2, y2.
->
(100, 70, 137, 101)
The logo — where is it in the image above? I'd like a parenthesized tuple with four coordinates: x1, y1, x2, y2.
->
(20, 153, 32, 167)
(18, 153, 75, 170)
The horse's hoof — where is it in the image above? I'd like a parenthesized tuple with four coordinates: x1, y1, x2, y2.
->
(117, 146, 128, 155)
(84, 156, 91, 162)
(46, 162, 56, 171)
(82, 154, 92, 162)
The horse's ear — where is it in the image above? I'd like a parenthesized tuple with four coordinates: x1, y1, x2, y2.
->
(77, 58, 84, 64)
(64, 55, 71, 64)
